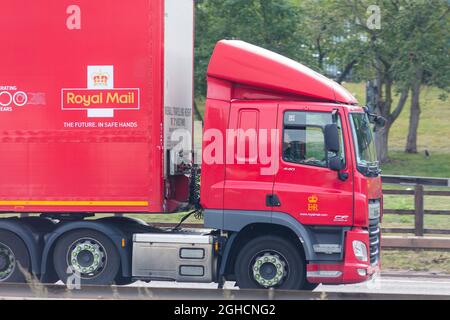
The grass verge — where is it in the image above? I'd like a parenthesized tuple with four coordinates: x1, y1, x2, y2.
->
(382, 249, 450, 274)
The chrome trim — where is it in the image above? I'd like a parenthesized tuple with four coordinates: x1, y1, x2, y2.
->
(313, 244, 342, 254)
(307, 271, 342, 278)
(368, 199, 381, 220)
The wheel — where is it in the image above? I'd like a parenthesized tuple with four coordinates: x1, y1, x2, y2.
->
(53, 229, 120, 286)
(0, 231, 30, 283)
(234, 235, 306, 290)
(114, 274, 134, 286)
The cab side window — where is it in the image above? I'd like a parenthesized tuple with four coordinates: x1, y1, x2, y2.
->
(282, 111, 345, 168)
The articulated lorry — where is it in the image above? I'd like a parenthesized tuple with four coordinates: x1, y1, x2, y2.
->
(0, 0, 382, 290)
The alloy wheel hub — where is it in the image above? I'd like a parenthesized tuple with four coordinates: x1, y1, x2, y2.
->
(70, 240, 105, 276)
(0, 244, 16, 281)
(252, 253, 287, 288)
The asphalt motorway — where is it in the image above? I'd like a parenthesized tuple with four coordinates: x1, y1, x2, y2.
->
(130, 275, 450, 296)
(0, 274, 449, 300)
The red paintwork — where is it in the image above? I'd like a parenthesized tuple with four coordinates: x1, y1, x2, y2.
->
(223, 102, 279, 212)
(0, 0, 165, 213)
(201, 41, 382, 229)
(208, 40, 358, 105)
(202, 40, 382, 284)
(200, 96, 231, 210)
(346, 115, 383, 227)
(274, 103, 354, 226)
(307, 228, 379, 284)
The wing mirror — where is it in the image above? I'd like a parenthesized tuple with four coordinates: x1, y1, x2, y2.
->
(325, 124, 348, 181)
(324, 124, 340, 153)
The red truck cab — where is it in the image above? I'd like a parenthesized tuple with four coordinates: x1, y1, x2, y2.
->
(200, 41, 382, 287)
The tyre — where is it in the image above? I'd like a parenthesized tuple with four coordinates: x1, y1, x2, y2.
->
(53, 229, 120, 286)
(234, 235, 306, 290)
(302, 281, 319, 291)
(0, 231, 30, 283)
(114, 274, 134, 286)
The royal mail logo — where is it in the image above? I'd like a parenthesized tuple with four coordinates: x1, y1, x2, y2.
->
(91, 69, 110, 87)
(61, 66, 140, 118)
(307, 195, 319, 212)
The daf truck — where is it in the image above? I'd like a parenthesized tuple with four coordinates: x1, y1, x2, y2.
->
(0, 0, 382, 290)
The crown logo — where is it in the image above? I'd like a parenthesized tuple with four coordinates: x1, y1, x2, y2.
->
(92, 70, 109, 87)
(308, 195, 318, 204)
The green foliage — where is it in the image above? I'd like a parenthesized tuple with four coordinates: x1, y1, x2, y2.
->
(343, 83, 450, 154)
(195, 0, 449, 162)
(195, 0, 302, 96)
(195, 0, 449, 94)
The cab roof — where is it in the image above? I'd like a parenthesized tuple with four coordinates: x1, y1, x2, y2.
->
(207, 40, 358, 105)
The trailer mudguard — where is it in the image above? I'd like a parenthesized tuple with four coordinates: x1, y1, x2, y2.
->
(0, 219, 42, 276)
(40, 221, 132, 280)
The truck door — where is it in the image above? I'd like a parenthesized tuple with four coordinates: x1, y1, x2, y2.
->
(223, 101, 279, 214)
(273, 104, 353, 226)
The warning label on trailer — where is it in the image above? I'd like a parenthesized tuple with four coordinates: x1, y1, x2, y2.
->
(61, 66, 140, 118)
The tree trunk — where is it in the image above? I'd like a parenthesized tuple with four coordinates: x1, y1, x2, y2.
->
(373, 76, 409, 163)
(406, 69, 423, 153)
(375, 125, 390, 164)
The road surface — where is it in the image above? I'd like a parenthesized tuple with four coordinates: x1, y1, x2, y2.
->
(130, 275, 450, 296)
(0, 275, 449, 299)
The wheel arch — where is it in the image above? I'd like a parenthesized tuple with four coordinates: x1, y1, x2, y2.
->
(205, 209, 316, 281)
(220, 223, 307, 280)
(0, 219, 42, 277)
(40, 221, 131, 282)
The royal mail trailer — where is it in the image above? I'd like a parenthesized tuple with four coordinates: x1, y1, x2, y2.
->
(0, 0, 194, 214)
(0, 0, 382, 290)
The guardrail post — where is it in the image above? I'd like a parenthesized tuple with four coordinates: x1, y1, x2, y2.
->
(414, 184, 424, 236)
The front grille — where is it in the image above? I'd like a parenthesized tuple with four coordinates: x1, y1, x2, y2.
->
(368, 218, 381, 265)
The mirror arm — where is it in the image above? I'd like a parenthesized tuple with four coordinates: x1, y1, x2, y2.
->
(337, 170, 349, 182)
(363, 106, 386, 124)
(331, 109, 339, 124)
(329, 157, 349, 182)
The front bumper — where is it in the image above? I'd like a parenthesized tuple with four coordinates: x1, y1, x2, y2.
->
(307, 228, 380, 284)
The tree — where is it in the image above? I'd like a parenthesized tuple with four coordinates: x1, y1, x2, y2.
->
(334, 0, 450, 161)
(195, 0, 449, 163)
(398, 1, 450, 153)
(339, 0, 419, 163)
(194, 0, 303, 97)
(294, 0, 370, 83)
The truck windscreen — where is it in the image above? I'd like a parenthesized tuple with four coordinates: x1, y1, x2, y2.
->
(349, 113, 380, 177)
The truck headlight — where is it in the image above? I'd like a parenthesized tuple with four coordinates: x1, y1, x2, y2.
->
(368, 200, 381, 220)
(352, 240, 368, 262)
